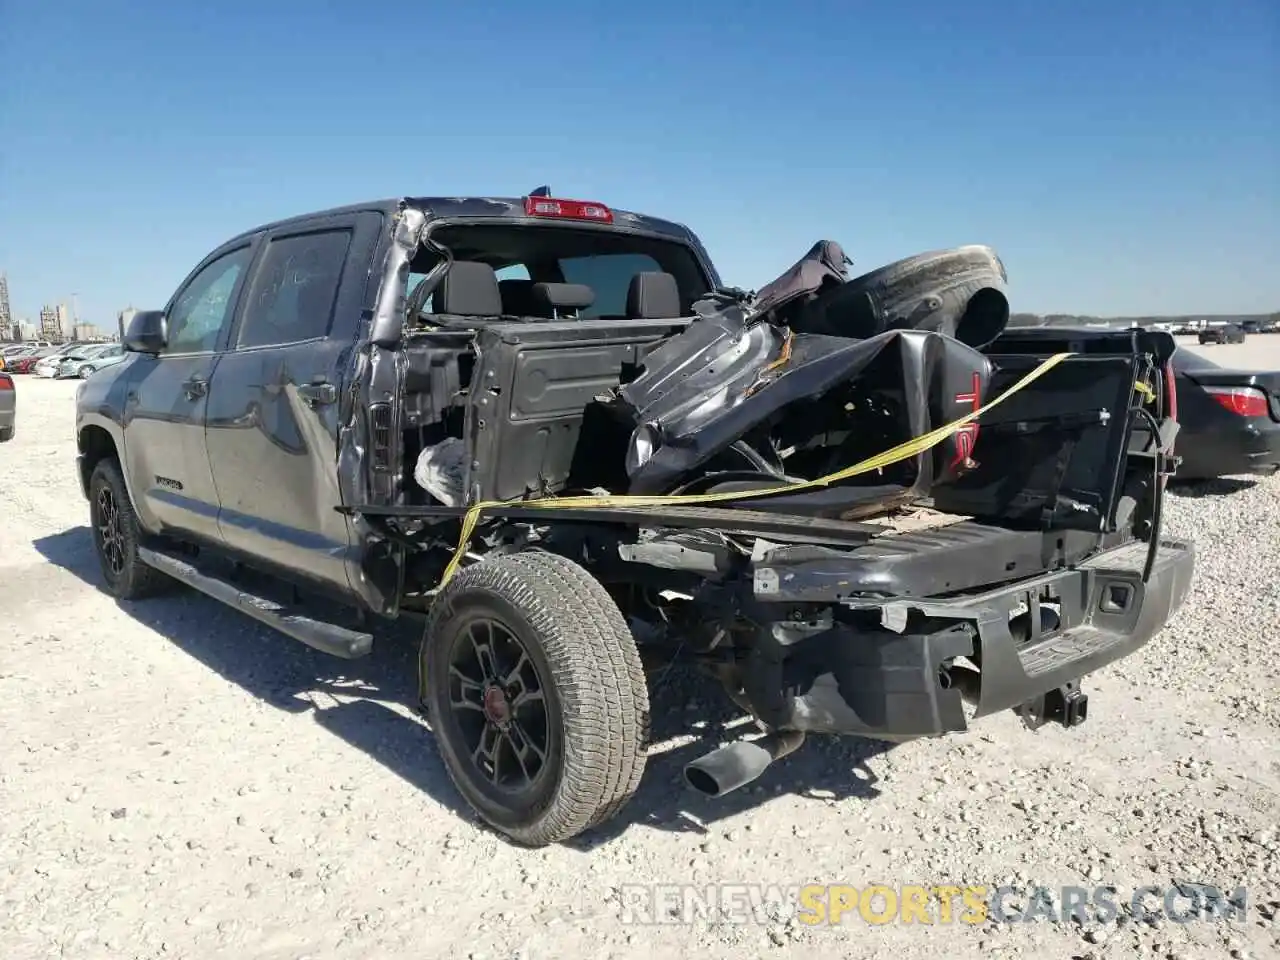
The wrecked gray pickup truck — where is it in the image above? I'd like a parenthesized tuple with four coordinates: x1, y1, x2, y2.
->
(77, 192, 1192, 846)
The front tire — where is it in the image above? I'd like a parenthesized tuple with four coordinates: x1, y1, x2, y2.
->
(421, 551, 649, 846)
(88, 458, 170, 600)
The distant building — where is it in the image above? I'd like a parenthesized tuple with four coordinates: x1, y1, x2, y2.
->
(57, 303, 72, 339)
(0, 274, 12, 335)
(39, 305, 62, 340)
(73, 323, 103, 341)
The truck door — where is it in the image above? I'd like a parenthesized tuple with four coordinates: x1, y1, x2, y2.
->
(203, 213, 380, 597)
(122, 241, 256, 543)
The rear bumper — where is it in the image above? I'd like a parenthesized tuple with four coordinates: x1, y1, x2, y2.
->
(1175, 423, 1280, 479)
(744, 538, 1196, 739)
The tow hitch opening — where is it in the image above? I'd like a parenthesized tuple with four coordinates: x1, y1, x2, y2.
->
(1017, 681, 1090, 731)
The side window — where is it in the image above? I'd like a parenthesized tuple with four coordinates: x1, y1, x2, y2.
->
(495, 263, 530, 281)
(166, 246, 253, 354)
(237, 230, 352, 349)
(407, 271, 434, 313)
(557, 253, 663, 317)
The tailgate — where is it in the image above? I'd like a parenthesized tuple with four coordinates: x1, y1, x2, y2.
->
(930, 328, 1176, 533)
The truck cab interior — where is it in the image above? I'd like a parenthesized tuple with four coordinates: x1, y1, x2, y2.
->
(396, 219, 716, 507)
(405, 222, 713, 325)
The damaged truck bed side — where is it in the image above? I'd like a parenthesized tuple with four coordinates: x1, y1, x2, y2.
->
(77, 193, 1192, 847)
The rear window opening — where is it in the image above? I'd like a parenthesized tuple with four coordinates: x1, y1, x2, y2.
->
(394, 219, 715, 506)
(405, 221, 713, 324)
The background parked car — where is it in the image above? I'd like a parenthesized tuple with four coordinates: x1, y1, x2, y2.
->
(0, 370, 13, 441)
(2, 345, 37, 368)
(1199, 323, 1246, 345)
(33, 344, 89, 378)
(57, 343, 122, 379)
(76, 346, 128, 378)
(7, 346, 64, 374)
(1172, 347, 1280, 480)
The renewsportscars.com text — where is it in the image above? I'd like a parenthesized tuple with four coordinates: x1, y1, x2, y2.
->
(615, 882, 1248, 927)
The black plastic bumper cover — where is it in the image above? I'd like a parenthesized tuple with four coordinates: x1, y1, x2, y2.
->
(751, 538, 1195, 740)
(1175, 423, 1280, 478)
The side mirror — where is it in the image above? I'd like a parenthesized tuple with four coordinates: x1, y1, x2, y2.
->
(123, 310, 168, 354)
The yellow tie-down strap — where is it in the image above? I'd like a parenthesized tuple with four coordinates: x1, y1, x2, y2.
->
(438, 351, 1077, 588)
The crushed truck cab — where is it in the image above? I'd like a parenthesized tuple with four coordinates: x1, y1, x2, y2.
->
(76, 191, 1192, 846)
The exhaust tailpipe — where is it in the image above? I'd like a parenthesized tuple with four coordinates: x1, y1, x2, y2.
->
(683, 731, 806, 798)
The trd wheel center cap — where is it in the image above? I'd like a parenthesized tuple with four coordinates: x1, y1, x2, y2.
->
(482, 685, 511, 725)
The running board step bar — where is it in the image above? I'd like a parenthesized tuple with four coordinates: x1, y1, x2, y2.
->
(137, 546, 373, 659)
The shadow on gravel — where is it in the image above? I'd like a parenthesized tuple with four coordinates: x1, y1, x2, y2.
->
(33, 525, 473, 825)
(36, 524, 895, 848)
(1168, 477, 1259, 498)
(567, 671, 895, 850)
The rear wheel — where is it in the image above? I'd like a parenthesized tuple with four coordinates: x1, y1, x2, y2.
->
(421, 551, 649, 846)
(88, 458, 171, 600)
(79, 365, 95, 379)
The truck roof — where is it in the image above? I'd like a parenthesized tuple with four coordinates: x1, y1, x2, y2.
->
(228, 195, 702, 247)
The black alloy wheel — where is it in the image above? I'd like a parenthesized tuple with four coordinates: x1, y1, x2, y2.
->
(88, 458, 169, 600)
(422, 551, 650, 846)
(94, 483, 127, 579)
(445, 614, 553, 798)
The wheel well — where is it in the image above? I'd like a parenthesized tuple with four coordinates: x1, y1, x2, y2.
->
(78, 425, 119, 495)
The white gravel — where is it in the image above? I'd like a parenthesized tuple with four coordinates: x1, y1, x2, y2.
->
(1, 337, 1278, 960)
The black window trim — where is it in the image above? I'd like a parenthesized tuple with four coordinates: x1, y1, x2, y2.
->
(227, 218, 357, 353)
(417, 216, 719, 313)
(158, 238, 261, 360)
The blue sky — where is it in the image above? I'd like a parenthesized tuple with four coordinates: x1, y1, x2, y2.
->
(1, 0, 1276, 325)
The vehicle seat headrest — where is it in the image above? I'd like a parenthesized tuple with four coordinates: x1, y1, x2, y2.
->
(532, 282, 595, 314)
(626, 271, 682, 319)
(436, 261, 502, 316)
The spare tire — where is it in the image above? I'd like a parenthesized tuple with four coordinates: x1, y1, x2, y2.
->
(793, 245, 1011, 349)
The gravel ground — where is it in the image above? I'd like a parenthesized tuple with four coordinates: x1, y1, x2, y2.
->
(1, 336, 1277, 960)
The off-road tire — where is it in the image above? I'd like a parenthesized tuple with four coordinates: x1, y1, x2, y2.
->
(813, 245, 1010, 348)
(422, 551, 649, 846)
(0, 426, 13, 442)
(88, 458, 171, 600)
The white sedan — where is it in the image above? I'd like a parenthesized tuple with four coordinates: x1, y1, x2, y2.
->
(32, 354, 69, 378)
(57, 344, 123, 379)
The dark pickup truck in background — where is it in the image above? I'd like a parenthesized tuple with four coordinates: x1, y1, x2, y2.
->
(75, 192, 1193, 845)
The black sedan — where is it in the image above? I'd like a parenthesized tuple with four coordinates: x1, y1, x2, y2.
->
(1171, 348, 1280, 480)
(1198, 324, 1245, 345)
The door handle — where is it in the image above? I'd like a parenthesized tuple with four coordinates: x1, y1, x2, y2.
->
(183, 377, 208, 400)
(298, 381, 337, 406)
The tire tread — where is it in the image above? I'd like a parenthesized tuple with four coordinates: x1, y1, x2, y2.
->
(424, 551, 649, 845)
